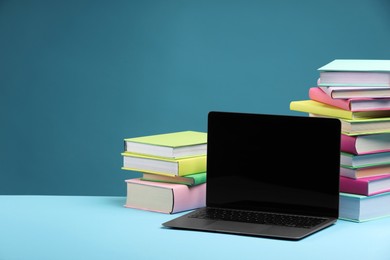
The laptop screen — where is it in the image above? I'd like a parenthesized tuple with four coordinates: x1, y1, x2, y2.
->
(206, 111, 341, 218)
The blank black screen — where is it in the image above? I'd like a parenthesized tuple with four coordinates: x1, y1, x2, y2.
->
(206, 111, 341, 218)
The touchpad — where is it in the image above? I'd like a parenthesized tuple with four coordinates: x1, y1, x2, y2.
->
(207, 221, 271, 235)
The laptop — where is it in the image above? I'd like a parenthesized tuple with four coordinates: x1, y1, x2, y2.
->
(162, 111, 341, 240)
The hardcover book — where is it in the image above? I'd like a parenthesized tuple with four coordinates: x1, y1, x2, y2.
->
(341, 151, 390, 168)
(121, 152, 207, 176)
(124, 130, 207, 158)
(318, 59, 390, 87)
(339, 191, 390, 222)
(339, 174, 390, 196)
(124, 178, 206, 214)
(290, 100, 390, 120)
(310, 113, 390, 135)
(309, 87, 390, 112)
(319, 86, 390, 99)
(340, 164, 390, 179)
(141, 172, 206, 186)
(341, 133, 390, 155)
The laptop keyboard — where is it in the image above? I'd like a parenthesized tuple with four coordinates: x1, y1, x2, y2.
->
(189, 208, 328, 229)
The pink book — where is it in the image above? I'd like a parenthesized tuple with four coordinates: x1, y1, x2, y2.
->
(340, 174, 390, 196)
(309, 87, 390, 112)
(341, 133, 390, 155)
(124, 178, 206, 214)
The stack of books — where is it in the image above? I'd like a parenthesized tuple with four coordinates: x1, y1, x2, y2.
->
(121, 130, 208, 214)
(290, 59, 390, 222)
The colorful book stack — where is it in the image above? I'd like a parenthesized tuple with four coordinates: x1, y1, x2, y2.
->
(121, 130, 208, 214)
(290, 59, 390, 222)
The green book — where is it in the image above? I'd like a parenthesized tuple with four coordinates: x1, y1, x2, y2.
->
(124, 130, 207, 158)
(340, 151, 390, 168)
(141, 172, 206, 186)
(310, 113, 390, 135)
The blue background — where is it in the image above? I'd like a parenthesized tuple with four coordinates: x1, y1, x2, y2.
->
(1, 0, 390, 196)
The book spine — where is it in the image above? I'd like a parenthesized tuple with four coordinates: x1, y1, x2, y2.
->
(339, 167, 356, 179)
(289, 100, 352, 119)
(177, 156, 207, 176)
(171, 183, 206, 213)
(191, 172, 207, 185)
(339, 177, 368, 195)
(309, 87, 351, 111)
(318, 87, 335, 98)
(341, 134, 390, 155)
(341, 135, 359, 154)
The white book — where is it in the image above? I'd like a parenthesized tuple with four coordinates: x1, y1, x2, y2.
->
(319, 86, 390, 99)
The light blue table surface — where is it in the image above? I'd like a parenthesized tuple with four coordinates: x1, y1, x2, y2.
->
(1, 195, 390, 260)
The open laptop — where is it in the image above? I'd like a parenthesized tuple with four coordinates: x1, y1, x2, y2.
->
(162, 111, 341, 240)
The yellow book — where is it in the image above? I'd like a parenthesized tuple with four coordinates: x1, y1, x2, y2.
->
(121, 152, 206, 176)
(290, 100, 390, 120)
(124, 131, 207, 158)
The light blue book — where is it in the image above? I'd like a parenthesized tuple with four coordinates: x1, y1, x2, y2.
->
(319, 59, 390, 72)
(318, 59, 390, 87)
(339, 191, 390, 222)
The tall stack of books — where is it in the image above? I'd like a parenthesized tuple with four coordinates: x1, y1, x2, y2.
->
(290, 59, 390, 222)
(121, 130, 208, 214)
